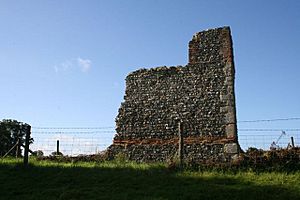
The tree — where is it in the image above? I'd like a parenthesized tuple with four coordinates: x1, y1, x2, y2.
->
(0, 123, 12, 156)
(0, 119, 33, 157)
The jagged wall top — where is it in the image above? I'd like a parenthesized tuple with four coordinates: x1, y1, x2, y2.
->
(189, 26, 233, 65)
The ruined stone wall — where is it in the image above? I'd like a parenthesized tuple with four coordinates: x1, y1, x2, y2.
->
(108, 26, 239, 163)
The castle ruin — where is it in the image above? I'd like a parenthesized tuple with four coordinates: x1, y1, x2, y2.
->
(108, 26, 240, 163)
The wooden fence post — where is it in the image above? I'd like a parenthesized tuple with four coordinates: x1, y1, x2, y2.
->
(17, 126, 23, 158)
(178, 121, 183, 168)
(291, 137, 295, 148)
(23, 125, 31, 166)
(15, 138, 20, 158)
(57, 140, 60, 155)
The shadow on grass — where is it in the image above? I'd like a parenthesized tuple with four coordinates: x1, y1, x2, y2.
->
(0, 162, 299, 200)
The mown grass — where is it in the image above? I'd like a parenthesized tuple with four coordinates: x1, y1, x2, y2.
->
(0, 157, 299, 200)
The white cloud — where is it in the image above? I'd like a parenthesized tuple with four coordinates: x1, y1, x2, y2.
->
(61, 60, 72, 70)
(54, 59, 73, 73)
(77, 57, 92, 72)
(54, 57, 92, 73)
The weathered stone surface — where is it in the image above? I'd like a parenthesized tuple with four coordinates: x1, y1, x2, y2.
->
(226, 123, 237, 139)
(224, 143, 238, 154)
(107, 26, 240, 163)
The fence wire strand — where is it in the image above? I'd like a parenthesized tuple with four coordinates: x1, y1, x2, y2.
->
(28, 117, 300, 156)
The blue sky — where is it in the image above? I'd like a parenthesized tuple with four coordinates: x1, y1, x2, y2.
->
(1, 0, 300, 134)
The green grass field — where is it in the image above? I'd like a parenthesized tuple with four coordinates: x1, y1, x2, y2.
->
(0, 158, 299, 200)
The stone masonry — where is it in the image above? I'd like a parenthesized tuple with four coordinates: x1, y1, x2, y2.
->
(107, 26, 240, 163)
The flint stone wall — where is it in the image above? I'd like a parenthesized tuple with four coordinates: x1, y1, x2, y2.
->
(108, 26, 239, 163)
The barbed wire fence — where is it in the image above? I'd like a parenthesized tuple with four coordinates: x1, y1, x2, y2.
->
(30, 127, 116, 156)
(237, 117, 300, 151)
(29, 117, 300, 156)
(238, 129, 299, 151)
